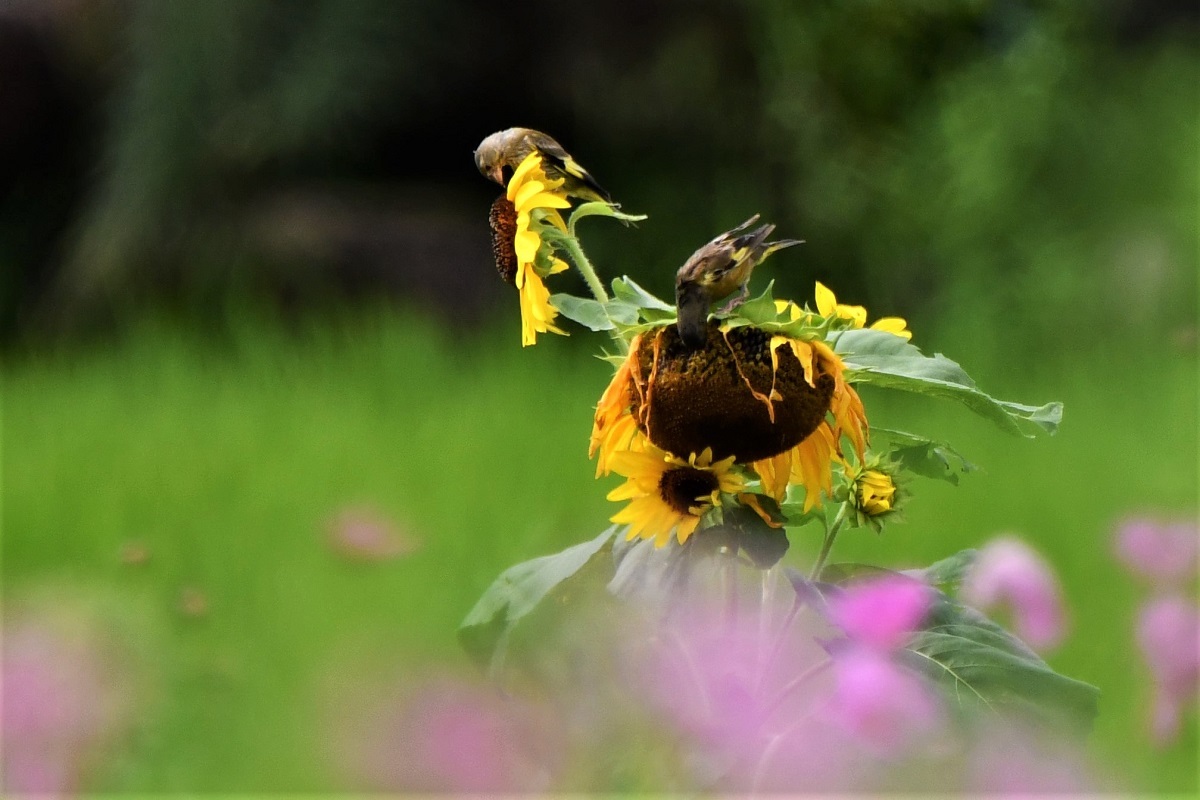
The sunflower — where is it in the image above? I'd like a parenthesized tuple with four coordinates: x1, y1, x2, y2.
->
(589, 337, 644, 477)
(488, 153, 574, 346)
(814, 281, 912, 340)
(752, 337, 868, 512)
(607, 445, 745, 547)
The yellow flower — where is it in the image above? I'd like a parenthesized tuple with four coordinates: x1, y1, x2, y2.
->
(814, 282, 912, 341)
(589, 340, 645, 477)
(752, 338, 868, 512)
(857, 469, 896, 516)
(607, 445, 745, 548)
(505, 153, 573, 346)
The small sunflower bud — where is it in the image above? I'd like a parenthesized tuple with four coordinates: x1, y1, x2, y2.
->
(857, 469, 896, 516)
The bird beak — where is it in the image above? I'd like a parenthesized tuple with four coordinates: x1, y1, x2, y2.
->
(489, 166, 505, 185)
(676, 283, 711, 349)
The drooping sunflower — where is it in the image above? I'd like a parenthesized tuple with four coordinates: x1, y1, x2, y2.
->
(589, 336, 646, 477)
(752, 335, 867, 511)
(607, 444, 746, 547)
(488, 153, 573, 346)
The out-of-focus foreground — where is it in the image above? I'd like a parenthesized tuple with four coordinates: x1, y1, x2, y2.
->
(2, 0, 1197, 793)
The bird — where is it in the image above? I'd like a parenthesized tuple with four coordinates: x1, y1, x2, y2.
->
(474, 127, 613, 204)
(675, 215, 803, 349)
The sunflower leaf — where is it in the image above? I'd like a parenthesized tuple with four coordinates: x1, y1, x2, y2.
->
(832, 329, 1063, 437)
(874, 427, 980, 485)
(612, 276, 674, 311)
(901, 593, 1099, 730)
(907, 549, 979, 590)
(458, 527, 617, 672)
(550, 294, 640, 331)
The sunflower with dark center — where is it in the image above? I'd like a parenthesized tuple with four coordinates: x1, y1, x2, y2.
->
(591, 317, 868, 512)
(607, 445, 745, 547)
(486, 153, 573, 346)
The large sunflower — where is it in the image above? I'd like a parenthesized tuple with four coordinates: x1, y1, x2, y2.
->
(752, 337, 867, 511)
(488, 153, 574, 346)
(607, 445, 745, 548)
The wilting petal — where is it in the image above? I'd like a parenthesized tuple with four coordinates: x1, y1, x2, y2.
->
(961, 536, 1066, 652)
(829, 575, 933, 652)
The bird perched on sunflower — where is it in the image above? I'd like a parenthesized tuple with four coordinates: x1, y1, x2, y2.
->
(474, 127, 613, 205)
(675, 215, 803, 348)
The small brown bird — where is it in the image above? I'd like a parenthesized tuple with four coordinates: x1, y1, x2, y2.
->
(474, 127, 613, 204)
(675, 215, 802, 349)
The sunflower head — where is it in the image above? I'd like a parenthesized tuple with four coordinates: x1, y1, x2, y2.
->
(607, 445, 745, 548)
(627, 322, 835, 464)
(489, 196, 519, 283)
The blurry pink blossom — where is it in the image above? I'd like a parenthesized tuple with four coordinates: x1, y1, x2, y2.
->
(1114, 517, 1199, 587)
(326, 506, 420, 562)
(1136, 594, 1200, 745)
(334, 677, 556, 792)
(968, 722, 1097, 794)
(2, 615, 131, 795)
(823, 648, 941, 755)
(961, 536, 1066, 652)
(829, 575, 933, 651)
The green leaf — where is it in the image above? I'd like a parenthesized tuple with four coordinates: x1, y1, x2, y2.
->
(819, 562, 901, 584)
(458, 527, 617, 671)
(550, 294, 614, 330)
(551, 294, 640, 331)
(910, 549, 978, 590)
(833, 329, 1063, 437)
(611, 276, 674, 311)
(903, 595, 1099, 730)
(875, 427, 979, 485)
(728, 280, 778, 324)
(568, 201, 647, 233)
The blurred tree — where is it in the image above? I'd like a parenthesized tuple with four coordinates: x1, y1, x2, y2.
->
(1, 0, 1193, 347)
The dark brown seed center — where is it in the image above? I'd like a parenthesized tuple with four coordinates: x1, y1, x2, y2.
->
(489, 195, 518, 284)
(658, 466, 720, 515)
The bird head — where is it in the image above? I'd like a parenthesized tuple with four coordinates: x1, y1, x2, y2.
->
(474, 130, 511, 185)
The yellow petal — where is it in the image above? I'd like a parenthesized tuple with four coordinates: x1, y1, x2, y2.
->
(814, 282, 836, 316)
(506, 153, 543, 200)
(870, 317, 913, 340)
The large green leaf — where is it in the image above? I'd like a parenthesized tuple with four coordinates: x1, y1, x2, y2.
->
(550, 294, 639, 331)
(458, 527, 617, 672)
(903, 595, 1099, 730)
(611, 276, 674, 312)
(832, 329, 1063, 437)
(875, 427, 979, 485)
(910, 548, 978, 590)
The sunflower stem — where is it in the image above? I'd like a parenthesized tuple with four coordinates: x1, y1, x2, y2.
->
(809, 503, 850, 580)
(557, 234, 609, 304)
(723, 546, 739, 631)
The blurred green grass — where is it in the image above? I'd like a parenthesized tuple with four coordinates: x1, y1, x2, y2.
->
(3, 308, 1196, 792)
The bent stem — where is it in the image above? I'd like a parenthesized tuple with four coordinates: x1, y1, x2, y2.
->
(556, 234, 609, 305)
(809, 503, 850, 580)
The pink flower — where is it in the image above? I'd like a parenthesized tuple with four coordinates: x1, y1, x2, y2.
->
(1114, 517, 1199, 588)
(1, 616, 130, 795)
(829, 575, 933, 651)
(968, 722, 1097, 793)
(333, 677, 557, 792)
(822, 649, 941, 755)
(326, 506, 419, 563)
(960, 536, 1066, 652)
(1136, 595, 1200, 745)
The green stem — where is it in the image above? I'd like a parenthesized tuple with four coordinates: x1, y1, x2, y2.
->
(557, 234, 609, 304)
(809, 503, 851, 580)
